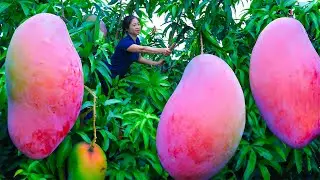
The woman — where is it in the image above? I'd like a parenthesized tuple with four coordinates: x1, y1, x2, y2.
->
(98, 15, 172, 96)
(107, 15, 172, 79)
(84, 15, 171, 121)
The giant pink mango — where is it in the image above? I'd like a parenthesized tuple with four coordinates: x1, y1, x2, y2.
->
(156, 54, 246, 179)
(5, 13, 84, 159)
(250, 17, 320, 148)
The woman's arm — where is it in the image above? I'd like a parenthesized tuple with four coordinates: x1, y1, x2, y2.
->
(127, 44, 171, 55)
(137, 55, 164, 66)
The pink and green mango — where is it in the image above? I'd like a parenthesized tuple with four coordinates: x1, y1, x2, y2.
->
(156, 54, 246, 179)
(250, 17, 320, 148)
(68, 142, 107, 180)
(5, 13, 84, 159)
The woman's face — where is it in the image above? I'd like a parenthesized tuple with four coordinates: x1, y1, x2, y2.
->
(127, 18, 141, 36)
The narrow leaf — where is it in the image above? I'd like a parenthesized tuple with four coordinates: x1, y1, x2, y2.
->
(56, 136, 72, 168)
(76, 132, 91, 143)
(14, 169, 24, 177)
(0, 2, 11, 13)
(294, 149, 302, 173)
(104, 99, 122, 106)
(258, 164, 270, 180)
(243, 150, 257, 180)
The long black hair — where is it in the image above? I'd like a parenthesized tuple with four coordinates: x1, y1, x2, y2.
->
(122, 15, 138, 36)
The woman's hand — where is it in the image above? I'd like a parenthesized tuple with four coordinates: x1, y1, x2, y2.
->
(155, 59, 165, 66)
(160, 48, 172, 56)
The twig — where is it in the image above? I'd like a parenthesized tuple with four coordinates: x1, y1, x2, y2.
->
(200, 32, 204, 54)
(60, 0, 68, 23)
(61, 0, 65, 18)
(115, 0, 124, 39)
(84, 85, 97, 151)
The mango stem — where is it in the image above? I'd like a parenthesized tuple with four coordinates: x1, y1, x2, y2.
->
(84, 86, 97, 150)
(200, 32, 204, 54)
(60, 0, 65, 18)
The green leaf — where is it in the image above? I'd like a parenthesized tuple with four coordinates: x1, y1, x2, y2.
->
(133, 171, 147, 179)
(274, 146, 286, 161)
(138, 150, 157, 162)
(258, 164, 270, 180)
(89, 53, 96, 72)
(139, 118, 147, 131)
(283, 0, 296, 7)
(264, 159, 282, 174)
(19, 2, 29, 16)
(310, 12, 319, 31)
(303, 0, 317, 13)
(69, 22, 95, 37)
(184, 0, 192, 11)
(294, 149, 302, 173)
(195, 0, 209, 17)
(56, 136, 72, 168)
(70, 5, 83, 19)
(243, 150, 257, 180)
(29, 174, 45, 180)
(76, 132, 91, 143)
(99, 130, 110, 151)
(307, 155, 311, 172)
(27, 161, 40, 172)
(116, 171, 126, 180)
(14, 169, 24, 177)
(46, 154, 56, 174)
(104, 99, 122, 106)
(254, 147, 273, 160)
(108, 0, 118, 5)
(0, 2, 11, 13)
(235, 145, 250, 170)
(303, 146, 312, 157)
(36, 3, 50, 13)
(118, 140, 130, 151)
(96, 61, 112, 84)
(81, 101, 93, 110)
(43, 174, 56, 178)
(106, 131, 118, 141)
(142, 129, 149, 149)
(150, 162, 163, 175)
(253, 138, 267, 146)
(93, 17, 101, 42)
(171, 5, 177, 19)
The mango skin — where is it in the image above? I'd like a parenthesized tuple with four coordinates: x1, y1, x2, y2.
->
(68, 142, 107, 180)
(5, 13, 84, 159)
(156, 54, 246, 179)
(249, 17, 320, 148)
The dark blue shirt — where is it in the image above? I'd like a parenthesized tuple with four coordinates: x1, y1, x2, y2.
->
(107, 34, 140, 78)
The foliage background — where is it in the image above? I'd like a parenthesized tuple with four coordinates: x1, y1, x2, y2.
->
(0, 0, 320, 179)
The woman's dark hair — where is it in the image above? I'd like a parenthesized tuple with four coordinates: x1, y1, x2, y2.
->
(122, 15, 138, 35)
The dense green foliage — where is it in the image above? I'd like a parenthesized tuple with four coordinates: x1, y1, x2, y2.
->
(1, 0, 320, 179)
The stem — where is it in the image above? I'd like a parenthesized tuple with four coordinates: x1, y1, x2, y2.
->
(58, 166, 65, 180)
(61, 0, 65, 18)
(115, 0, 124, 39)
(200, 32, 204, 54)
(60, 0, 68, 23)
(84, 86, 97, 151)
